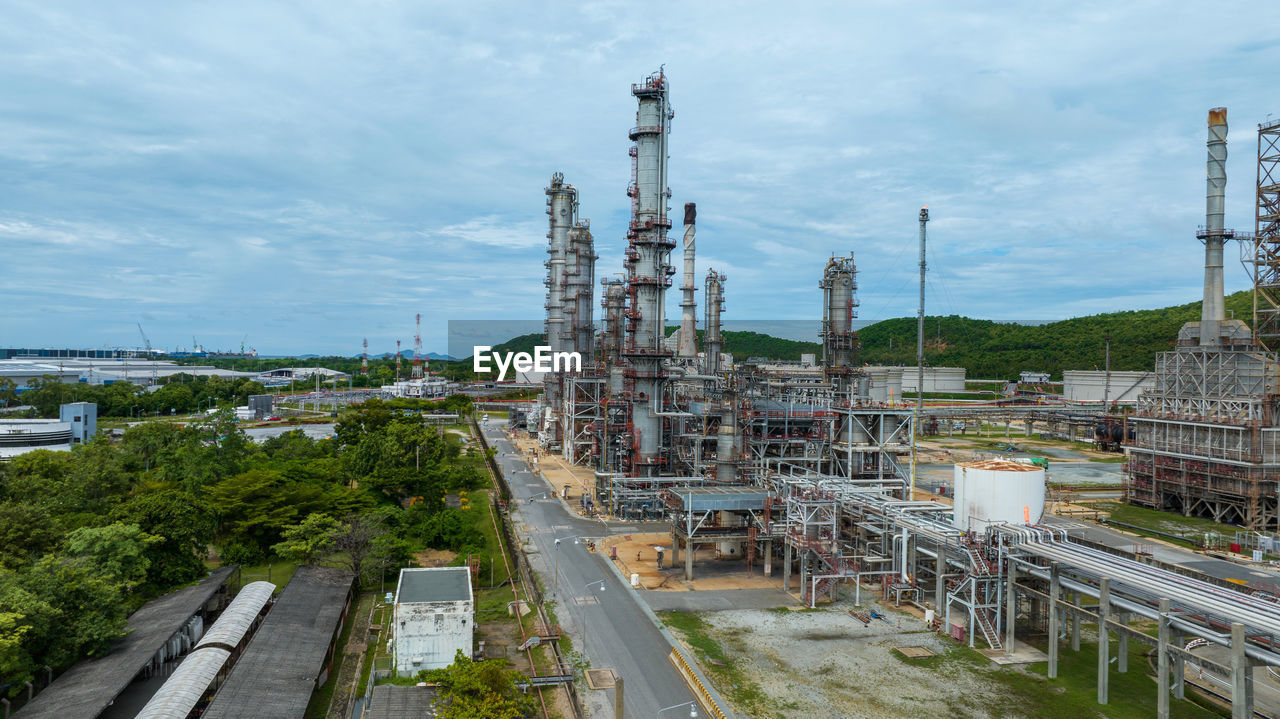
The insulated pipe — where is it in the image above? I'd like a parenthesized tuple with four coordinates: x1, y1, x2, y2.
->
(1013, 558, 1280, 666)
(1201, 107, 1228, 346)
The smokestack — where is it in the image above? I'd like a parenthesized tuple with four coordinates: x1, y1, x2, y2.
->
(1200, 107, 1228, 347)
(677, 203, 698, 357)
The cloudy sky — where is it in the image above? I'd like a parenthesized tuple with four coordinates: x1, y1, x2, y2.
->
(2, 2, 1277, 356)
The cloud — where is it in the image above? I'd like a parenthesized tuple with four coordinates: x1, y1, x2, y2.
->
(2, 0, 1277, 354)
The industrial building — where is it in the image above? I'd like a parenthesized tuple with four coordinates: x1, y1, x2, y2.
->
(0, 402, 98, 460)
(524, 72, 1280, 716)
(392, 566, 474, 675)
(1125, 110, 1280, 531)
(0, 357, 260, 387)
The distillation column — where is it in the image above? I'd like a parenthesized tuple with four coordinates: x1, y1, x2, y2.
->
(820, 255, 859, 396)
(677, 203, 698, 358)
(703, 269, 726, 376)
(544, 173, 577, 446)
(1199, 108, 1229, 347)
(622, 70, 675, 474)
(568, 221, 597, 358)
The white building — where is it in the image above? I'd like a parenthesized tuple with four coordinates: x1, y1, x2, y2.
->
(0, 419, 73, 460)
(393, 567, 473, 675)
(1062, 370, 1154, 404)
(381, 377, 457, 400)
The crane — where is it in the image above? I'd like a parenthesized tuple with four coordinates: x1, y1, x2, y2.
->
(137, 323, 153, 355)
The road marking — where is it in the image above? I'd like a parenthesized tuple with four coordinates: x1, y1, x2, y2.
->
(574, 596, 600, 606)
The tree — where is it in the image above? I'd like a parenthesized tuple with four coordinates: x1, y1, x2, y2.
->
(0, 377, 16, 407)
(333, 512, 390, 583)
(207, 469, 327, 560)
(114, 490, 215, 592)
(271, 513, 343, 565)
(421, 650, 534, 719)
(0, 502, 62, 569)
(65, 523, 162, 592)
(15, 556, 130, 670)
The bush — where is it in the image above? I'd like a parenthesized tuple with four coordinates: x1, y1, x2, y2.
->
(218, 539, 264, 566)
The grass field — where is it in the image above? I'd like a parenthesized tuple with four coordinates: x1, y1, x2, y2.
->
(1098, 502, 1242, 541)
(892, 638, 1226, 719)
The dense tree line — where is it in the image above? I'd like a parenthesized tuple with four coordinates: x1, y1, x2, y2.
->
(0, 397, 489, 699)
(5, 374, 269, 417)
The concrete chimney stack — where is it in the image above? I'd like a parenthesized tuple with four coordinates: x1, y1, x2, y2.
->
(1200, 107, 1228, 347)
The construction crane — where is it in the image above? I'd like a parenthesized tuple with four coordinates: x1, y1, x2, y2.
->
(137, 323, 152, 355)
(395, 339, 402, 381)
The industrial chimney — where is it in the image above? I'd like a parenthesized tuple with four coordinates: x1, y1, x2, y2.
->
(1199, 107, 1229, 347)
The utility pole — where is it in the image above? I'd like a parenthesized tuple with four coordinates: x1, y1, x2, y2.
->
(1103, 333, 1112, 413)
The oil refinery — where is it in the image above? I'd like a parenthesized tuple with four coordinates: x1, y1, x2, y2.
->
(521, 69, 1280, 718)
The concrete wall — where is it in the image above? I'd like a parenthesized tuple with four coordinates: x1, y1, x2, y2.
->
(1062, 370, 1153, 403)
(59, 402, 96, 444)
(393, 598, 473, 674)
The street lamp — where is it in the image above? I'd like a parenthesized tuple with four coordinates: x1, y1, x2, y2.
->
(580, 578, 607, 654)
(553, 536, 582, 599)
(657, 701, 698, 719)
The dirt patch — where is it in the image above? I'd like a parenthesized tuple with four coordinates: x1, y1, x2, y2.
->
(414, 548, 457, 567)
(683, 600, 1012, 718)
(599, 532, 790, 592)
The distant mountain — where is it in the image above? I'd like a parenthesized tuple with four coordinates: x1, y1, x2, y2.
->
(431, 290, 1257, 383)
(370, 350, 456, 361)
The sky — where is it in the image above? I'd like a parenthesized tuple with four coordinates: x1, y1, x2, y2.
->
(2, 1, 1278, 356)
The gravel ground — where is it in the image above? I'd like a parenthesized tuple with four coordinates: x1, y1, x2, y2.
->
(693, 600, 1010, 719)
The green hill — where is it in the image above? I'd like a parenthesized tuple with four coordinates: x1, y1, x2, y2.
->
(441, 289, 1254, 382)
(858, 289, 1253, 380)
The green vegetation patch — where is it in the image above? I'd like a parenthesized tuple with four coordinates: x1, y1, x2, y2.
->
(658, 610, 775, 716)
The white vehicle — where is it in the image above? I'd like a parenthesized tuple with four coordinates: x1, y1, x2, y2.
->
(482, 413, 489, 423)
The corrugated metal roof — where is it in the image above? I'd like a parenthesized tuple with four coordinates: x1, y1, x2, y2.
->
(364, 685, 437, 719)
(134, 581, 276, 719)
(13, 567, 234, 719)
(133, 647, 230, 719)
(395, 567, 472, 604)
(201, 566, 354, 719)
(197, 581, 275, 649)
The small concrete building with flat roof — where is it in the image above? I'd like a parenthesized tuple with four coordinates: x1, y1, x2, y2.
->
(393, 567, 473, 675)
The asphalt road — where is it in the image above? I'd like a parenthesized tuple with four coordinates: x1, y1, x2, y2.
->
(481, 420, 698, 719)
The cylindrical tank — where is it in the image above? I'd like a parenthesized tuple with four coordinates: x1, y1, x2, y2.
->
(717, 510, 743, 556)
(951, 459, 1046, 532)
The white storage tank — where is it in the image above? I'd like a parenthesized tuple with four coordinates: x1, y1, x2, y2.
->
(951, 459, 1046, 532)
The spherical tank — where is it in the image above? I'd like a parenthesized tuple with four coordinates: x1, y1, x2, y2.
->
(951, 459, 1046, 532)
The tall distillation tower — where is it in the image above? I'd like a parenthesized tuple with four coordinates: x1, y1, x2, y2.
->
(544, 172, 578, 445)
(622, 70, 675, 475)
(703, 268, 726, 376)
(677, 203, 698, 358)
(819, 255, 860, 397)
